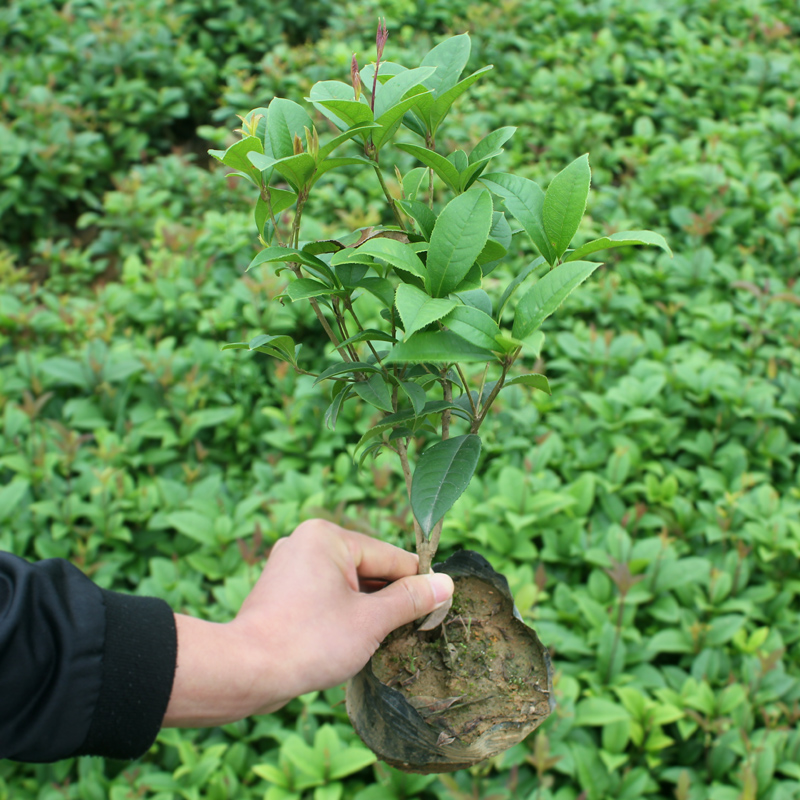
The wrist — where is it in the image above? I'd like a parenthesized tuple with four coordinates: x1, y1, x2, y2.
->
(162, 614, 278, 727)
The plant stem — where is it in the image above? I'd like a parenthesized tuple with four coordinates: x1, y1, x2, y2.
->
(455, 363, 477, 419)
(332, 299, 359, 362)
(476, 363, 490, 407)
(605, 590, 627, 684)
(426, 132, 436, 208)
(345, 297, 387, 373)
(290, 264, 351, 361)
(441, 368, 452, 440)
(291, 191, 307, 249)
(397, 438, 428, 567)
(372, 163, 407, 230)
(260, 186, 283, 246)
(473, 359, 510, 433)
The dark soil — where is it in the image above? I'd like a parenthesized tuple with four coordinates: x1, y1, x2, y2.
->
(372, 575, 551, 746)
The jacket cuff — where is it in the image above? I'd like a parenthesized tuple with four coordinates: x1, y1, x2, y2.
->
(74, 590, 177, 759)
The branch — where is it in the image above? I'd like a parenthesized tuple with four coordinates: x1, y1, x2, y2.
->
(455, 363, 477, 419)
(371, 163, 407, 231)
(441, 367, 452, 441)
(473, 358, 512, 432)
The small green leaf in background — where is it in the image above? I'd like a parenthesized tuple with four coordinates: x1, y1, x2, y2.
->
(412, 434, 482, 538)
(512, 260, 602, 340)
(575, 697, 631, 726)
(542, 153, 591, 259)
(426, 190, 493, 296)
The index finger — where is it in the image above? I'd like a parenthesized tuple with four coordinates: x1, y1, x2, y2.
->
(337, 526, 420, 582)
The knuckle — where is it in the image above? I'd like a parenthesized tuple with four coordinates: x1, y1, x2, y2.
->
(400, 577, 427, 618)
(293, 518, 331, 541)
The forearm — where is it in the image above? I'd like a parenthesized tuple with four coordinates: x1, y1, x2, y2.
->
(162, 614, 282, 727)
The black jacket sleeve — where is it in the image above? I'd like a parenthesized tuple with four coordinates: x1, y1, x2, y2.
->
(0, 552, 177, 762)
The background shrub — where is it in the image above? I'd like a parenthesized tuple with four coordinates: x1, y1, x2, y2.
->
(1, 0, 798, 798)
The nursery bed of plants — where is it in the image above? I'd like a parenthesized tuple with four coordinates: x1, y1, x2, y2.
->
(1, 0, 799, 798)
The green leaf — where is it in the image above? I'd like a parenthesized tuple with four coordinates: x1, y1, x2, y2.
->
(285, 279, 340, 302)
(311, 155, 373, 185)
(359, 61, 407, 85)
(460, 128, 516, 190)
(411, 434, 482, 537)
(481, 173, 556, 264)
(542, 153, 591, 259)
(454, 288, 493, 316)
(316, 99, 374, 130)
(470, 127, 516, 165)
(512, 260, 602, 339)
(325, 384, 352, 430)
(317, 123, 381, 160)
(267, 98, 314, 160)
(252, 764, 290, 787)
(705, 614, 746, 647)
(505, 373, 551, 394)
(307, 81, 360, 129)
(338, 329, 396, 349)
(314, 362, 383, 385)
(167, 511, 216, 546)
(395, 143, 460, 192)
(255, 189, 297, 236)
(416, 66, 493, 138)
(497, 256, 547, 320)
(441, 306, 500, 351)
(426, 190, 494, 297)
(476, 237, 507, 268)
(372, 90, 433, 150)
(328, 747, 378, 780)
(0, 479, 29, 521)
(211, 136, 264, 184)
(574, 697, 631, 726)
(395, 284, 456, 339)
(565, 230, 673, 261)
(385, 331, 496, 363)
(402, 167, 428, 203)
(353, 373, 394, 412)
(401, 381, 427, 415)
(247, 246, 331, 278)
(397, 199, 436, 240)
(333, 238, 426, 279)
(355, 277, 395, 307)
(354, 401, 462, 450)
(373, 66, 436, 119)
(315, 786, 343, 800)
(419, 34, 471, 96)
(247, 152, 277, 172)
(448, 149, 469, 173)
(222, 333, 295, 361)
(271, 153, 317, 192)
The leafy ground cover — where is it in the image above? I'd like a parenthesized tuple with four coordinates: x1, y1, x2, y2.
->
(1, 0, 799, 798)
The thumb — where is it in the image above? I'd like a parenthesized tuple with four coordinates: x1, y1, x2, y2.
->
(366, 572, 454, 639)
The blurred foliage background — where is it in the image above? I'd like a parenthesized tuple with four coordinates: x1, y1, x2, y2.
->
(1, 0, 799, 798)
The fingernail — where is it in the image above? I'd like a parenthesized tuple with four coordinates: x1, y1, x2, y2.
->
(426, 573, 454, 607)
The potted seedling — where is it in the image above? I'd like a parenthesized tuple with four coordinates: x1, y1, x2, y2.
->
(213, 24, 670, 773)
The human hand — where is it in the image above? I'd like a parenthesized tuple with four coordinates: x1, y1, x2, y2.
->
(163, 519, 453, 727)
